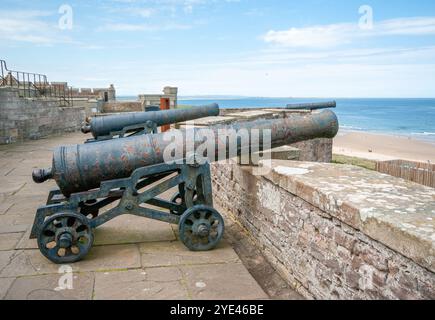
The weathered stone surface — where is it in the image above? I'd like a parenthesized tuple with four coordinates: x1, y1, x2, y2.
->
(5, 273, 94, 300)
(0, 244, 141, 277)
(0, 224, 27, 234)
(0, 180, 26, 196)
(139, 240, 240, 268)
(93, 267, 189, 300)
(179, 116, 237, 127)
(211, 160, 435, 300)
(181, 263, 268, 300)
(0, 233, 23, 251)
(0, 87, 86, 144)
(262, 160, 435, 272)
(226, 110, 277, 120)
(289, 138, 333, 162)
(94, 215, 176, 246)
(0, 278, 15, 299)
(0, 201, 14, 215)
(0, 250, 16, 272)
(15, 229, 37, 249)
(249, 146, 300, 166)
(0, 213, 35, 227)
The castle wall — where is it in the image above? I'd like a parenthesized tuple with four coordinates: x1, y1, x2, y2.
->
(102, 101, 143, 113)
(0, 87, 85, 144)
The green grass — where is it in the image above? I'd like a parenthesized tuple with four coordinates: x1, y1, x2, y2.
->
(332, 154, 377, 171)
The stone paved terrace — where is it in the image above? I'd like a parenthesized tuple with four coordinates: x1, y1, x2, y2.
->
(0, 132, 271, 300)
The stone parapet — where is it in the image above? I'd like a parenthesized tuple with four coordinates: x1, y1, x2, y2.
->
(102, 101, 143, 113)
(211, 160, 435, 299)
(0, 87, 86, 144)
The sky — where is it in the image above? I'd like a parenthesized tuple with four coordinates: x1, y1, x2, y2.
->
(1, 0, 435, 97)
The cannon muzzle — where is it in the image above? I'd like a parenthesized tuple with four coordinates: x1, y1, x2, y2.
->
(81, 124, 91, 134)
(32, 168, 53, 184)
(35, 110, 339, 196)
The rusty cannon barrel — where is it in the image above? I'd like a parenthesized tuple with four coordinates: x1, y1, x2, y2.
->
(81, 103, 220, 138)
(33, 110, 339, 196)
(286, 101, 336, 110)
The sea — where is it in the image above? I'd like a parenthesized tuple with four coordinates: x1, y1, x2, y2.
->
(118, 97, 435, 143)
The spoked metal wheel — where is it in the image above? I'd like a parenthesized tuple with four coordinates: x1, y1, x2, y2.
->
(37, 212, 94, 264)
(179, 205, 224, 251)
(170, 190, 198, 215)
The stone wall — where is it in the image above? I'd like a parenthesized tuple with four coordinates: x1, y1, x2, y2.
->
(291, 138, 333, 162)
(72, 98, 104, 117)
(102, 101, 143, 113)
(0, 87, 85, 144)
(211, 160, 435, 300)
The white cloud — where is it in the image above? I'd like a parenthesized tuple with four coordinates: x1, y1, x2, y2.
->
(263, 17, 435, 48)
(0, 10, 71, 45)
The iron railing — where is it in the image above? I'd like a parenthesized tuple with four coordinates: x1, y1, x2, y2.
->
(0, 60, 73, 106)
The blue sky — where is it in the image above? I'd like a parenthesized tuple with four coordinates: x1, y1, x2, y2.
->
(1, 0, 435, 97)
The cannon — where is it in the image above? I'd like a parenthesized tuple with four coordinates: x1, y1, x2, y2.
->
(286, 101, 336, 110)
(81, 103, 220, 142)
(30, 110, 339, 263)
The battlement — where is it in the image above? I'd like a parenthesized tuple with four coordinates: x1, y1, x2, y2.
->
(70, 84, 116, 101)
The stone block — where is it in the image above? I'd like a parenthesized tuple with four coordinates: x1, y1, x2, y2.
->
(180, 263, 268, 300)
(226, 110, 277, 120)
(5, 272, 94, 300)
(93, 215, 176, 246)
(0, 232, 23, 251)
(0, 244, 141, 278)
(0, 278, 15, 299)
(139, 240, 240, 268)
(93, 268, 189, 300)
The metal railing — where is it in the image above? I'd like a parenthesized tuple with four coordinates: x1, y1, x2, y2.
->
(0, 60, 73, 106)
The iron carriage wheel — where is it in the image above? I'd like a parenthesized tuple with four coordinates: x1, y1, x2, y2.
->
(178, 205, 224, 251)
(170, 190, 199, 215)
(37, 212, 94, 264)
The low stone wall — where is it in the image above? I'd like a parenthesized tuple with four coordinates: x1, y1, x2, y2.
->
(211, 160, 435, 300)
(102, 101, 143, 113)
(72, 98, 104, 117)
(0, 87, 85, 144)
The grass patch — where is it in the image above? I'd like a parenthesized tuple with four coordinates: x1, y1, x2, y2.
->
(332, 154, 377, 171)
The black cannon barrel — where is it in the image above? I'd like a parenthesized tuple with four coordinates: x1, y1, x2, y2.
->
(33, 110, 339, 196)
(286, 101, 336, 110)
(82, 103, 220, 138)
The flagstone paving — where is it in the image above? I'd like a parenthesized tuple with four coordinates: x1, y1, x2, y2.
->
(0, 132, 269, 300)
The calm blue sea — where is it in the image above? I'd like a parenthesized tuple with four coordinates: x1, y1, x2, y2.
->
(181, 97, 435, 142)
(118, 96, 435, 142)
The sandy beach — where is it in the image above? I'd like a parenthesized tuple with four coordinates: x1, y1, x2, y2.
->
(333, 131, 435, 162)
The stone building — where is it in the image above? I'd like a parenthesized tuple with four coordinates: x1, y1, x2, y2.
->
(139, 86, 178, 109)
